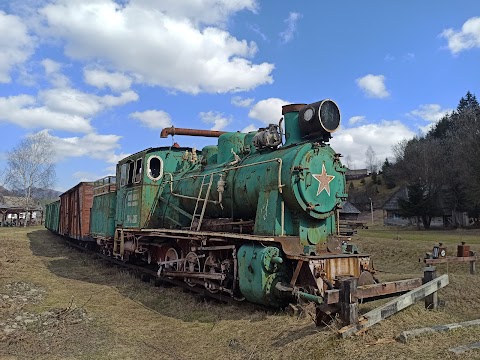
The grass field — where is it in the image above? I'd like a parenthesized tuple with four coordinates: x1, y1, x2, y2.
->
(0, 226, 479, 359)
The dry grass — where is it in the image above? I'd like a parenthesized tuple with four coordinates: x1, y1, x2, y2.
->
(0, 226, 479, 359)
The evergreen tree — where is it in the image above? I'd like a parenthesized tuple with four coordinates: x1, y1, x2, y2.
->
(399, 183, 441, 229)
(457, 91, 479, 114)
(382, 158, 396, 189)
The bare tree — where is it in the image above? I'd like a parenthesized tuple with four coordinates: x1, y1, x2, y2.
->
(5, 132, 56, 226)
(365, 145, 379, 173)
(0, 168, 6, 203)
(345, 154, 353, 169)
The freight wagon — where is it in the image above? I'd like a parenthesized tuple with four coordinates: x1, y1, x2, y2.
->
(58, 182, 94, 240)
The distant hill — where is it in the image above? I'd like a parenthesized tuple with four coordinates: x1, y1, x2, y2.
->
(0, 187, 61, 201)
(346, 174, 404, 211)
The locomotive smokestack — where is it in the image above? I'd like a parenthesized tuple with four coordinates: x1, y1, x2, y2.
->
(282, 103, 306, 147)
(160, 126, 227, 138)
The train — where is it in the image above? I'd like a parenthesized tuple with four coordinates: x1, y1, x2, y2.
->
(45, 99, 375, 324)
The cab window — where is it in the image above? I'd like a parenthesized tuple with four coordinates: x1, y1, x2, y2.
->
(127, 160, 134, 185)
(134, 158, 143, 183)
(147, 156, 163, 181)
(120, 163, 128, 187)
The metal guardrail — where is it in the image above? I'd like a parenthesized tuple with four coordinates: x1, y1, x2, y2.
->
(93, 176, 117, 196)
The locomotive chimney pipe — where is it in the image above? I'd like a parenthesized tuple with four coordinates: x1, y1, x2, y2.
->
(282, 103, 306, 147)
(160, 126, 227, 138)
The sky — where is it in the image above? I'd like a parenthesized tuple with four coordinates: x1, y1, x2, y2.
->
(0, 0, 479, 191)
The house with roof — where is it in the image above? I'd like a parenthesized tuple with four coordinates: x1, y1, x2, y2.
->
(381, 186, 469, 227)
(339, 201, 361, 221)
(346, 168, 368, 180)
(0, 196, 44, 226)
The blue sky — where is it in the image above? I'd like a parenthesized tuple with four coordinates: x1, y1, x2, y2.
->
(0, 0, 479, 191)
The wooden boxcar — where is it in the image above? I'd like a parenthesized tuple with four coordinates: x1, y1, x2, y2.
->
(45, 200, 60, 232)
(59, 182, 94, 240)
(90, 176, 117, 240)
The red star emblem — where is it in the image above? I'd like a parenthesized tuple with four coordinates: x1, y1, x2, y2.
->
(312, 164, 335, 196)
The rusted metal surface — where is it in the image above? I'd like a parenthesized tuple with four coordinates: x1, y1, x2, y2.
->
(458, 242, 471, 257)
(93, 176, 116, 196)
(357, 271, 376, 286)
(355, 278, 422, 300)
(162, 271, 226, 280)
(59, 182, 94, 240)
(281, 103, 306, 115)
(160, 126, 227, 138)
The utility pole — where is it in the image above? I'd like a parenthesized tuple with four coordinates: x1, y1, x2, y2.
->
(369, 197, 374, 225)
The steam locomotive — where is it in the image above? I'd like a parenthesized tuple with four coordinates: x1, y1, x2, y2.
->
(45, 99, 374, 322)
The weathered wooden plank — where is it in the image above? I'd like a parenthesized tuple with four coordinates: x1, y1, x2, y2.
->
(325, 289, 340, 304)
(449, 342, 480, 355)
(397, 319, 480, 343)
(424, 256, 477, 265)
(338, 274, 449, 338)
(355, 278, 422, 300)
(339, 277, 358, 325)
(290, 260, 303, 286)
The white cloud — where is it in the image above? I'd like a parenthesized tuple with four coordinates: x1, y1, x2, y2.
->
(39, 0, 274, 94)
(408, 103, 453, 133)
(0, 79, 137, 133)
(41, 58, 70, 87)
(130, 110, 172, 129)
(330, 120, 415, 169)
(0, 94, 93, 133)
(199, 111, 231, 131)
(0, 11, 34, 83)
(348, 116, 365, 126)
(441, 17, 480, 54)
(241, 124, 258, 133)
(356, 74, 390, 98)
(231, 96, 255, 107)
(279, 12, 301, 44)
(135, 0, 258, 26)
(408, 104, 452, 122)
(248, 98, 290, 125)
(248, 23, 267, 41)
(41, 58, 61, 75)
(39, 88, 138, 118)
(39, 129, 126, 163)
(84, 68, 133, 92)
(384, 54, 395, 61)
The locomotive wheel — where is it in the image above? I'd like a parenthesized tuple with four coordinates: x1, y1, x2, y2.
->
(184, 252, 201, 287)
(162, 247, 179, 279)
(203, 256, 221, 293)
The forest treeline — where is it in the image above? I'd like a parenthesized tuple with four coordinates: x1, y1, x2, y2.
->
(383, 91, 480, 228)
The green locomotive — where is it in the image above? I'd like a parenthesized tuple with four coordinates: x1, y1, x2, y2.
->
(46, 99, 374, 321)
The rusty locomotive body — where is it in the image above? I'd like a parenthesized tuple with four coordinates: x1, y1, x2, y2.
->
(46, 99, 377, 322)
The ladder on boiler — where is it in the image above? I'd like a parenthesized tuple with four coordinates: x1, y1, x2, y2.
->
(190, 174, 214, 231)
